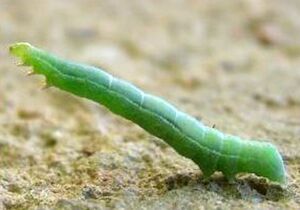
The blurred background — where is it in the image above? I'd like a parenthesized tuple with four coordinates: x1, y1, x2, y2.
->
(0, 0, 300, 209)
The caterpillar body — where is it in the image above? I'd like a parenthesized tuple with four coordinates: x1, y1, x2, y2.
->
(10, 43, 286, 183)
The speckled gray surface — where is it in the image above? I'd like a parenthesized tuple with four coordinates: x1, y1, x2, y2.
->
(1, 0, 300, 209)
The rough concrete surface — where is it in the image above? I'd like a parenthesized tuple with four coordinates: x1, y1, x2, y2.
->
(0, 0, 300, 209)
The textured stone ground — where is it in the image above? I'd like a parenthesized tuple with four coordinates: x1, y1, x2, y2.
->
(0, 0, 300, 209)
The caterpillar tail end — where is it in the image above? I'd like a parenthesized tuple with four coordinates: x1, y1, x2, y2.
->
(266, 144, 287, 185)
(242, 141, 287, 185)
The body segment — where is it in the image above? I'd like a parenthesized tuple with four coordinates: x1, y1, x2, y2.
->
(10, 43, 286, 183)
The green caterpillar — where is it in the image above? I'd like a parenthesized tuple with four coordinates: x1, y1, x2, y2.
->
(9, 42, 286, 184)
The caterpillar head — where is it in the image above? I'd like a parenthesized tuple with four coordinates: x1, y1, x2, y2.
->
(9, 42, 33, 63)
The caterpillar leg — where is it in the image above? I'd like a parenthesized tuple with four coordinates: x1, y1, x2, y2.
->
(201, 168, 215, 180)
(223, 173, 236, 184)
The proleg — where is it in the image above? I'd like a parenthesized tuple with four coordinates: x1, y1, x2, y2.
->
(9, 42, 286, 184)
